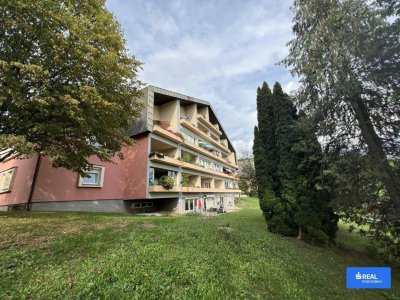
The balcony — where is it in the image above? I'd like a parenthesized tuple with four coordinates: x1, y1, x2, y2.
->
(182, 139, 237, 169)
(149, 154, 182, 167)
(181, 187, 241, 193)
(148, 185, 241, 194)
(149, 154, 236, 180)
(149, 185, 181, 193)
(153, 124, 182, 143)
(180, 119, 230, 153)
(197, 114, 222, 136)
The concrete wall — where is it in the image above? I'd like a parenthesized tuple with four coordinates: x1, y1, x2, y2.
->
(184, 104, 197, 125)
(153, 105, 160, 121)
(160, 100, 179, 130)
(31, 199, 132, 213)
(0, 156, 38, 206)
(198, 106, 209, 121)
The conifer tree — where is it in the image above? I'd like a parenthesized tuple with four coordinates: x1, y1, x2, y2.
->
(254, 81, 338, 243)
(253, 83, 279, 213)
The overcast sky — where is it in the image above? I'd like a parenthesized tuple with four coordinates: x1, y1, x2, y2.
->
(106, 0, 297, 156)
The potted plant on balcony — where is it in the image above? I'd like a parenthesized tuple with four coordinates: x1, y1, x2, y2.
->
(181, 173, 190, 187)
(149, 151, 165, 159)
(182, 152, 192, 163)
(158, 176, 175, 190)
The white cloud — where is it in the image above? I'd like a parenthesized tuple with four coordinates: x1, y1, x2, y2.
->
(107, 0, 297, 148)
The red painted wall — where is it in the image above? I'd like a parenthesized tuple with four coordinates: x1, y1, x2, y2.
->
(0, 156, 38, 206)
(0, 134, 149, 206)
(31, 155, 127, 202)
(124, 134, 148, 200)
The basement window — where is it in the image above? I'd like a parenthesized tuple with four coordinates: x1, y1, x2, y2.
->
(78, 166, 105, 187)
(132, 202, 153, 208)
(0, 168, 16, 193)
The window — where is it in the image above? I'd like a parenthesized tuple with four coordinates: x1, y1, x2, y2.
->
(212, 149, 221, 157)
(149, 167, 155, 185)
(182, 131, 196, 144)
(212, 162, 222, 172)
(185, 198, 195, 211)
(225, 181, 233, 189)
(202, 181, 211, 188)
(78, 166, 105, 187)
(0, 168, 16, 193)
(132, 202, 153, 208)
(198, 157, 212, 169)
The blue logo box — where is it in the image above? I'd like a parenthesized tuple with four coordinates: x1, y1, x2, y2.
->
(346, 267, 391, 289)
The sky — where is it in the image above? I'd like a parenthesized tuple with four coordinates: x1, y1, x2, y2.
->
(106, 0, 298, 157)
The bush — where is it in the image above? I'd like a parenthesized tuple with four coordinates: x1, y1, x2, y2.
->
(159, 176, 175, 190)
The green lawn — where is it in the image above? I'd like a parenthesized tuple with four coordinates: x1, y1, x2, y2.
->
(0, 198, 398, 299)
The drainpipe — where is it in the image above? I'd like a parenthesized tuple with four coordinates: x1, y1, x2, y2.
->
(27, 155, 41, 211)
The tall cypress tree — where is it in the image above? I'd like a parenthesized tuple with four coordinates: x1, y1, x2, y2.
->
(253, 83, 279, 214)
(254, 81, 338, 243)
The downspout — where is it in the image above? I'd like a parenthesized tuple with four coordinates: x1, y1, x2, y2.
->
(26, 155, 41, 211)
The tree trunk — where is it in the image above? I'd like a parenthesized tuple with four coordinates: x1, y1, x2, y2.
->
(350, 95, 400, 215)
(297, 227, 303, 240)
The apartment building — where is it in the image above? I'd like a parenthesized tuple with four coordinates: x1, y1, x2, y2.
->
(0, 86, 241, 213)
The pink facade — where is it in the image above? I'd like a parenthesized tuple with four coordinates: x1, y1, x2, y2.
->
(124, 134, 149, 200)
(0, 134, 148, 208)
(0, 155, 38, 206)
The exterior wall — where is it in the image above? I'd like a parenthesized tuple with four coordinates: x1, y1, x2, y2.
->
(185, 104, 197, 125)
(30, 134, 149, 203)
(197, 106, 209, 121)
(31, 200, 131, 213)
(124, 134, 149, 200)
(0, 134, 149, 210)
(160, 100, 179, 130)
(153, 105, 160, 121)
(32, 155, 127, 203)
(0, 156, 38, 207)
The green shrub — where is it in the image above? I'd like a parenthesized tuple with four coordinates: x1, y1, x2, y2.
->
(180, 173, 190, 187)
(159, 176, 175, 190)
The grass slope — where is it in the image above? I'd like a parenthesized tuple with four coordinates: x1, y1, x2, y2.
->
(0, 198, 398, 299)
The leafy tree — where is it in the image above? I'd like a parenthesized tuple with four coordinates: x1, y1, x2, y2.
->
(282, 0, 399, 257)
(282, 0, 400, 214)
(0, 0, 143, 174)
(237, 148, 257, 197)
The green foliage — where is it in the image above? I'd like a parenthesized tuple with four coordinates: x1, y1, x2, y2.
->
(328, 153, 400, 259)
(282, 0, 400, 254)
(180, 173, 190, 187)
(253, 83, 279, 200)
(254, 82, 337, 243)
(0, 198, 398, 299)
(181, 152, 192, 163)
(159, 176, 175, 190)
(237, 150, 257, 196)
(0, 0, 143, 174)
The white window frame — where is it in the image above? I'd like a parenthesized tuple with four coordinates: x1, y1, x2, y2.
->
(78, 165, 105, 187)
(0, 167, 16, 193)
